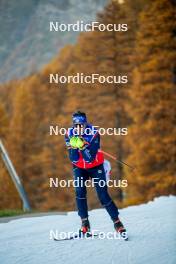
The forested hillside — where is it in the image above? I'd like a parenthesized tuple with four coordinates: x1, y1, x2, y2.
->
(0, 0, 175, 211)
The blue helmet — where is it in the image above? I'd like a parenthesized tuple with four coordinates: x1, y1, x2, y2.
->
(72, 111, 87, 125)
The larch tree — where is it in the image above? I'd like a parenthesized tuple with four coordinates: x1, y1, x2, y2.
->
(0, 101, 20, 209)
(125, 0, 176, 204)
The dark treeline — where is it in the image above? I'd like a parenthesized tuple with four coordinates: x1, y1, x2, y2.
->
(0, 0, 175, 211)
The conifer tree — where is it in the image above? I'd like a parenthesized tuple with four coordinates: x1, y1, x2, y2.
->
(125, 0, 176, 204)
(8, 83, 43, 208)
(0, 100, 21, 209)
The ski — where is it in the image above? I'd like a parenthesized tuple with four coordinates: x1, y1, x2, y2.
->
(53, 232, 99, 241)
(119, 231, 129, 241)
(53, 231, 129, 241)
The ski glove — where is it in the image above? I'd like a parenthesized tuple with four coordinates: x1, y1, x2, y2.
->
(76, 137, 85, 149)
(70, 137, 78, 148)
(70, 137, 86, 149)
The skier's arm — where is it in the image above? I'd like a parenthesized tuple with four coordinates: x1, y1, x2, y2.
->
(65, 135, 80, 162)
(80, 133, 100, 163)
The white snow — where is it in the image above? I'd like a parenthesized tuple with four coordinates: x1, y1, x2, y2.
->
(0, 196, 176, 264)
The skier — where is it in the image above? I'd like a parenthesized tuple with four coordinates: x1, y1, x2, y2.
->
(65, 111, 127, 238)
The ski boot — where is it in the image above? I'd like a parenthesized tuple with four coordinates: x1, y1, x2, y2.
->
(79, 218, 91, 237)
(114, 218, 128, 240)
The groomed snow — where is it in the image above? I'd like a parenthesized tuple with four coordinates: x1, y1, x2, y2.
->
(0, 196, 175, 264)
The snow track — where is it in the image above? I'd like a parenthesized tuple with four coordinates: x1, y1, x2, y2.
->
(0, 196, 175, 264)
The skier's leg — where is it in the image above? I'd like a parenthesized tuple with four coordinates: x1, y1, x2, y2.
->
(89, 164, 119, 221)
(73, 166, 89, 219)
(90, 164, 127, 238)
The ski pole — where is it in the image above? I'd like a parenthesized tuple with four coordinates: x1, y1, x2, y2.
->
(102, 150, 135, 171)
